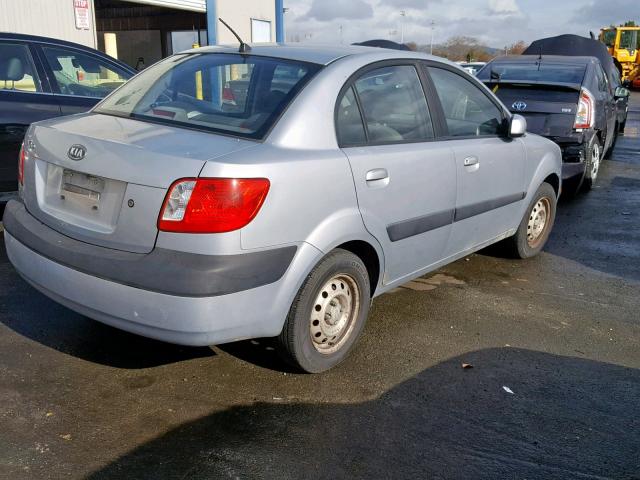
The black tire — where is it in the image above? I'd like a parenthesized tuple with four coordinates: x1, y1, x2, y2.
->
(581, 135, 602, 191)
(502, 182, 557, 259)
(620, 118, 627, 133)
(604, 128, 618, 159)
(277, 249, 371, 373)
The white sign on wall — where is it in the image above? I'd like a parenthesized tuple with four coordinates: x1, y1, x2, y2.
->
(251, 19, 272, 43)
(74, 0, 91, 30)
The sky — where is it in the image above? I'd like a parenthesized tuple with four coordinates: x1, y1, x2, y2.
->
(284, 0, 637, 48)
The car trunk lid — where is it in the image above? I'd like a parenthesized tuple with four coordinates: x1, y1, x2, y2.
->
(491, 83, 581, 138)
(23, 113, 255, 253)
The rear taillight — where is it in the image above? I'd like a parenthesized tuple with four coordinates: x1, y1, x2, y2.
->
(158, 178, 270, 233)
(18, 142, 25, 186)
(574, 88, 595, 129)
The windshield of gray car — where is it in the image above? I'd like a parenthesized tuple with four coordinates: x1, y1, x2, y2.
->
(477, 62, 587, 85)
(94, 53, 321, 140)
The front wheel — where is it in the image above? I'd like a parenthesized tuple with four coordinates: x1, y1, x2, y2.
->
(502, 182, 557, 259)
(277, 249, 371, 373)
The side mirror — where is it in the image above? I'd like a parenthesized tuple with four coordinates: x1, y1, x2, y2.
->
(622, 79, 632, 88)
(615, 86, 630, 99)
(509, 114, 527, 138)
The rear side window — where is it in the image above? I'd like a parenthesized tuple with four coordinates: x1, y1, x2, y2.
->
(96, 53, 321, 140)
(336, 86, 367, 146)
(353, 65, 434, 143)
(0, 42, 41, 93)
(429, 67, 505, 137)
(42, 46, 131, 98)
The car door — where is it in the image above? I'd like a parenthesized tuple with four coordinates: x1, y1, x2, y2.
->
(35, 43, 132, 115)
(425, 65, 526, 256)
(338, 62, 456, 283)
(0, 40, 60, 195)
(594, 64, 616, 149)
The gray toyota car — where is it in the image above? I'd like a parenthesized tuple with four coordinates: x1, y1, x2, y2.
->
(3, 45, 562, 373)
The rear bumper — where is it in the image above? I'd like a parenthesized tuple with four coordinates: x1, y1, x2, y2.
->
(3, 200, 321, 346)
(561, 160, 586, 181)
(3, 200, 296, 297)
(559, 142, 589, 181)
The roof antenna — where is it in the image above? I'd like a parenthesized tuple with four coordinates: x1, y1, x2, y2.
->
(218, 18, 252, 53)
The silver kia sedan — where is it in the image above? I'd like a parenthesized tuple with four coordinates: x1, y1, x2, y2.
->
(3, 45, 562, 373)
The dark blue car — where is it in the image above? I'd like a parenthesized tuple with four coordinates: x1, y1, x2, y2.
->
(0, 32, 136, 201)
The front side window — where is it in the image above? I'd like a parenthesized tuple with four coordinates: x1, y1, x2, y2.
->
(42, 46, 131, 98)
(429, 67, 505, 137)
(619, 30, 639, 50)
(0, 42, 41, 93)
(95, 53, 320, 140)
(353, 65, 434, 143)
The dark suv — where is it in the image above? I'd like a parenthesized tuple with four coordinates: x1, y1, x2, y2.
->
(0, 33, 135, 202)
(478, 55, 630, 193)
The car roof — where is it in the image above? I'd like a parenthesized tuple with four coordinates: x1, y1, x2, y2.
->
(489, 55, 598, 66)
(188, 43, 436, 65)
(0, 31, 136, 72)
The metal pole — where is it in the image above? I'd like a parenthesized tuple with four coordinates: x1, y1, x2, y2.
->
(400, 10, 405, 44)
(276, 0, 285, 43)
(205, 0, 219, 108)
(430, 21, 434, 55)
(206, 0, 217, 45)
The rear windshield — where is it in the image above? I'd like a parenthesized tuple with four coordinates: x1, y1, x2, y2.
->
(477, 62, 587, 85)
(94, 53, 321, 140)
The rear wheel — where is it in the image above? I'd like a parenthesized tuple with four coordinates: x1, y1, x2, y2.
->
(277, 249, 370, 373)
(582, 136, 602, 191)
(501, 183, 557, 259)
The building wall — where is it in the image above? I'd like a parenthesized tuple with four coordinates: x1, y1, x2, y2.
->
(0, 0, 97, 48)
(216, 0, 275, 44)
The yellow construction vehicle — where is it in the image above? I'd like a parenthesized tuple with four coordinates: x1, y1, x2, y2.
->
(598, 25, 640, 84)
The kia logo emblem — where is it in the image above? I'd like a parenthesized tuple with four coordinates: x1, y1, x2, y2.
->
(512, 101, 527, 112)
(67, 144, 86, 161)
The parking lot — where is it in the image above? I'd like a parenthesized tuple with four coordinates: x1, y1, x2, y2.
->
(1, 92, 639, 479)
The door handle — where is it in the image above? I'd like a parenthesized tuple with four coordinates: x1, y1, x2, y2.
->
(365, 168, 389, 188)
(463, 156, 479, 167)
(366, 168, 389, 182)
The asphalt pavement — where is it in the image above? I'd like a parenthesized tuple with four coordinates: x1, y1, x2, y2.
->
(1, 94, 639, 480)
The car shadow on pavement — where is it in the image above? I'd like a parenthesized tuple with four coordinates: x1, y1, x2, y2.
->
(216, 338, 300, 374)
(0, 239, 215, 369)
(86, 348, 640, 480)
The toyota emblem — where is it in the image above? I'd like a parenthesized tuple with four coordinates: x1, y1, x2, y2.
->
(512, 101, 527, 112)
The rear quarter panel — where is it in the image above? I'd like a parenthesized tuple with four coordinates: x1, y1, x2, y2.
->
(520, 133, 563, 206)
(198, 144, 378, 256)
